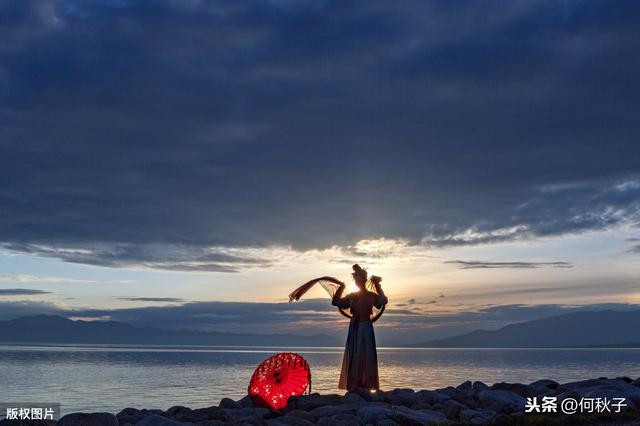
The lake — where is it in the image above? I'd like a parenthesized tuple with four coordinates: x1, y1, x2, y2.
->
(1, 344, 640, 414)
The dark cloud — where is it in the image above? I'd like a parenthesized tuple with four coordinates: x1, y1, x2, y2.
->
(445, 260, 573, 269)
(0, 288, 51, 295)
(116, 297, 185, 303)
(0, 242, 270, 272)
(1, 0, 639, 269)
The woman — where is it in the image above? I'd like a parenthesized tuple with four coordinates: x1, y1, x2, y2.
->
(332, 264, 388, 390)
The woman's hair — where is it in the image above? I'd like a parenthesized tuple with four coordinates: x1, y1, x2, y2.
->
(352, 264, 367, 281)
(352, 264, 383, 293)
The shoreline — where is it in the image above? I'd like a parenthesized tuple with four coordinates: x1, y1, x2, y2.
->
(5, 377, 638, 425)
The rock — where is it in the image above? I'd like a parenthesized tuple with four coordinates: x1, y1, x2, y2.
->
(451, 391, 478, 409)
(238, 395, 256, 408)
(308, 403, 365, 418)
(391, 406, 446, 426)
(222, 407, 271, 421)
(197, 421, 225, 426)
(616, 376, 634, 383)
(356, 406, 392, 424)
(456, 380, 472, 391)
(443, 399, 467, 420)
(490, 382, 536, 398)
(556, 378, 627, 392)
(343, 392, 367, 404)
(219, 398, 242, 409)
(179, 407, 229, 422)
(478, 390, 526, 413)
(166, 406, 192, 419)
(266, 416, 315, 426)
(137, 415, 194, 426)
(528, 379, 559, 392)
(347, 388, 374, 402)
(435, 386, 457, 396)
(631, 378, 640, 388)
(472, 381, 489, 392)
(283, 409, 316, 423)
(459, 409, 496, 425)
(491, 413, 513, 425)
(286, 394, 345, 412)
(57, 412, 118, 426)
(375, 420, 400, 426)
(387, 388, 416, 406)
(415, 390, 450, 404)
(116, 408, 164, 424)
(316, 413, 361, 426)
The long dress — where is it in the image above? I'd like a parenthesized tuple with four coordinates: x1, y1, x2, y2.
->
(333, 290, 387, 390)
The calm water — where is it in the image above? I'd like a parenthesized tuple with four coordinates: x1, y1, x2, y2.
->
(1, 344, 640, 414)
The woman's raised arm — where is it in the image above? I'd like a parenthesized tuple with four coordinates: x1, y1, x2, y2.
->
(371, 276, 388, 308)
(331, 281, 351, 308)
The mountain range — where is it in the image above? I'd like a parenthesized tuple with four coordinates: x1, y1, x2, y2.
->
(416, 309, 640, 347)
(2, 310, 640, 348)
(0, 315, 341, 347)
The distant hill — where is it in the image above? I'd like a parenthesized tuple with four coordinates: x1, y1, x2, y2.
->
(0, 315, 341, 347)
(416, 310, 640, 348)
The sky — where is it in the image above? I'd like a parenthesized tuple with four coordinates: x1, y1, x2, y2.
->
(0, 0, 639, 345)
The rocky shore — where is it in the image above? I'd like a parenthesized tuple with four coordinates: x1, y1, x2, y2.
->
(5, 377, 640, 425)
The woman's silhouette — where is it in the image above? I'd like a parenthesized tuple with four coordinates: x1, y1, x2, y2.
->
(288, 264, 388, 390)
(332, 264, 388, 390)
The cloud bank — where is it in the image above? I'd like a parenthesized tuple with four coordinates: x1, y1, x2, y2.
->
(1, 0, 639, 270)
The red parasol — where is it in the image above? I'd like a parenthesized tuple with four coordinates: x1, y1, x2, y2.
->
(248, 352, 311, 410)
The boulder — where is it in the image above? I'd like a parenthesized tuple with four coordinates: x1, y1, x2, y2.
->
(219, 398, 242, 409)
(472, 381, 489, 392)
(528, 379, 559, 392)
(459, 409, 496, 425)
(478, 390, 526, 413)
(165, 406, 192, 419)
(238, 395, 256, 408)
(222, 407, 271, 422)
(556, 378, 628, 392)
(347, 388, 375, 402)
(57, 412, 118, 426)
(308, 403, 365, 418)
(356, 405, 393, 424)
(375, 420, 400, 426)
(266, 416, 315, 426)
(443, 399, 467, 420)
(415, 390, 450, 404)
(491, 413, 513, 425)
(434, 386, 457, 396)
(391, 406, 446, 426)
(179, 406, 229, 422)
(282, 409, 316, 423)
(137, 414, 194, 426)
(386, 388, 416, 406)
(631, 378, 640, 388)
(490, 382, 536, 397)
(197, 421, 225, 426)
(456, 380, 472, 391)
(286, 394, 345, 412)
(316, 413, 360, 426)
(451, 391, 478, 409)
(343, 392, 367, 404)
(116, 407, 164, 424)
